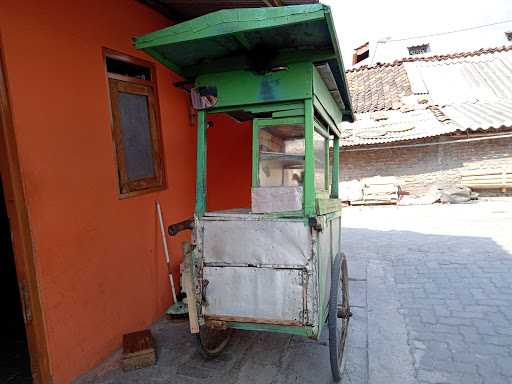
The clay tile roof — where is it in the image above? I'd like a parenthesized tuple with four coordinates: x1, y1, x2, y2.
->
(346, 63, 412, 113)
(341, 45, 512, 146)
(346, 45, 512, 114)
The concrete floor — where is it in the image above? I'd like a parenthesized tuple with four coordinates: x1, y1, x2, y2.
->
(79, 199, 512, 384)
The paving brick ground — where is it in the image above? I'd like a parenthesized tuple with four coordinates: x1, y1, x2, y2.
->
(343, 199, 512, 384)
(79, 200, 512, 384)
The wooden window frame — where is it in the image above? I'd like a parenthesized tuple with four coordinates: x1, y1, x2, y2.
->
(103, 48, 165, 199)
(407, 44, 430, 56)
(313, 126, 330, 192)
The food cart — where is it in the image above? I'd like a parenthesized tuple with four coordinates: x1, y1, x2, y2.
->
(135, 4, 354, 381)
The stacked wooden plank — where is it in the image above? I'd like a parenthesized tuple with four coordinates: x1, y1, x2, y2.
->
(351, 176, 400, 205)
(461, 169, 512, 192)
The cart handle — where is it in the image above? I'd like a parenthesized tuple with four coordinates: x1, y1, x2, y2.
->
(168, 218, 194, 236)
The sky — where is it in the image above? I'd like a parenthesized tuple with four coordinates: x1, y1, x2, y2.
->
(321, 0, 512, 66)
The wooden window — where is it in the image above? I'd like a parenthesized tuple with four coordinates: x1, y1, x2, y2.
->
(407, 44, 430, 56)
(104, 49, 165, 197)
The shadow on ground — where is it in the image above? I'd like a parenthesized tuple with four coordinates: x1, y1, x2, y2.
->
(78, 212, 512, 384)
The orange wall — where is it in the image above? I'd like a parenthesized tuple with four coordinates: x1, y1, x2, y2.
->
(206, 113, 252, 211)
(0, 1, 195, 382)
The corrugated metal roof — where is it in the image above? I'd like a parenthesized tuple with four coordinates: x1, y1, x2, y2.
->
(403, 50, 512, 105)
(441, 100, 512, 131)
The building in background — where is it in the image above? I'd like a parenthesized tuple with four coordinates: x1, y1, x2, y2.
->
(351, 20, 512, 68)
(340, 46, 512, 196)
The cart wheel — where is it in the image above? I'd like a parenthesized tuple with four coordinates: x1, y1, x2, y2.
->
(328, 252, 351, 382)
(196, 325, 232, 359)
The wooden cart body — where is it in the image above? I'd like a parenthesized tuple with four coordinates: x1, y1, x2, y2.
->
(198, 210, 341, 338)
(135, 4, 354, 339)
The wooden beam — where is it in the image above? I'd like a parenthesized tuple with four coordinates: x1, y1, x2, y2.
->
(262, 0, 283, 6)
(233, 32, 251, 50)
(195, 110, 206, 217)
(331, 136, 340, 198)
(182, 242, 199, 334)
(304, 98, 316, 217)
(205, 314, 301, 326)
(0, 39, 52, 383)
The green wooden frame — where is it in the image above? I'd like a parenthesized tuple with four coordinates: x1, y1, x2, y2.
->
(252, 116, 305, 183)
(313, 119, 331, 193)
(195, 62, 313, 109)
(193, 62, 343, 219)
(195, 109, 207, 217)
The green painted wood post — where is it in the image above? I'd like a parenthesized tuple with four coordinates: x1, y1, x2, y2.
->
(324, 137, 330, 191)
(304, 98, 316, 216)
(195, 110, 207, 217)
(252, 120, 260, 188)
(331, 136, 340, 198)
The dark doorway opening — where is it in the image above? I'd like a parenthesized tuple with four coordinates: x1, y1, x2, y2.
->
(0, 180, 32, 383)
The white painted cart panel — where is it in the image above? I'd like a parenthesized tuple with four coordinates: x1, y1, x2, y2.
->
(203, 266, 305, 323)
(202, 219, 311, 267)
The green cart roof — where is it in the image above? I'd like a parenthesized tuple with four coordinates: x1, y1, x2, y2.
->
(134, 4, 353, 120)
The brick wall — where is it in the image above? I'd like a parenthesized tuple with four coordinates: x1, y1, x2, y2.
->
(340, 136, 512, 194)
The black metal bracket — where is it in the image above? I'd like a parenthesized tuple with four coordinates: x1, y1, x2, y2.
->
(308, 217, 323, 232)
(168, 218, 194, 236)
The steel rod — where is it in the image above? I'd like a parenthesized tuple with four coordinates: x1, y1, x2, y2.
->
(156, 200, 178, 304)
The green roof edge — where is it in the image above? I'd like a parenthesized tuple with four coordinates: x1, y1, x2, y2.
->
(134, 4, 326, 49)
(323, 6, 354, 122)
(133, 4, 354, 120)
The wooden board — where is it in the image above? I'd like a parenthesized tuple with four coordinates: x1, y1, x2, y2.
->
(316, 198, 342, 215)
(351, 200, 397, 206)
(182, 242, 199, 334)
(205, 314, 302, 327)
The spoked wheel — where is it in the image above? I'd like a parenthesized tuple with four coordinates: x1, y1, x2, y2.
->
(328, 252, 351, 382)
(196, 324, 232, 359)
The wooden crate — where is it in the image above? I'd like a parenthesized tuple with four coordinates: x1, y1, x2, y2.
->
(121, 330, 156, 371)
